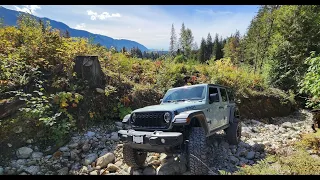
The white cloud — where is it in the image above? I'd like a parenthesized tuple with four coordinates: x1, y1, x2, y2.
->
(195, 9, 232, 16)
(14, 5, 41, 15)
(87, 10, 121, 20)
(4, 5, 257, 50)
(137, 28, 142, 33)
(75, 23, 86, 29)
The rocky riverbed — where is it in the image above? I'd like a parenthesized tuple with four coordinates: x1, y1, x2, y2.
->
(0, 109, 315, 175)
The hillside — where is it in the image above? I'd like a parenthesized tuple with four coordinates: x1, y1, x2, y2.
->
(0, 6, 149, 52)
(0, 5, 320, 175)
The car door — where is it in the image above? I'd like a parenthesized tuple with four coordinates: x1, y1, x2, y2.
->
(218, 87, 230, 126)
(205, 86, 221, 131)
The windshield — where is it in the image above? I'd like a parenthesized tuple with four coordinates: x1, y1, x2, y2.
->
(162, 86, 206, 102)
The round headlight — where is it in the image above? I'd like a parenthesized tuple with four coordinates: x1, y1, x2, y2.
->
(163, 112, 171, 123)
(131, 113, 136, 122)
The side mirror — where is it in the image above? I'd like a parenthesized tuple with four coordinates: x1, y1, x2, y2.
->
(160, 99, 163, 103)
(209, 93, 219, 103)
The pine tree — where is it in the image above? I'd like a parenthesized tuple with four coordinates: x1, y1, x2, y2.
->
(121, 46, 126, 53)
(212, 33, 223, 60)
(169, 23, 177, 55)
(184, 28, 194, 58)
(179, 23, 186, 53)
(65, 30, 70, 38)
(198, 38, 207, 63)
(206, 33, 213, 60)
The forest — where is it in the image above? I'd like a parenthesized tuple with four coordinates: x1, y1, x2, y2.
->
(0, 5, 320, 174)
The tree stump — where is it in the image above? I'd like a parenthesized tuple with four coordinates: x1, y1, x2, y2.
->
(74, 56, 105, 88)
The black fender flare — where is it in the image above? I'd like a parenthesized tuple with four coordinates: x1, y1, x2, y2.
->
(229, 106, 240, 124)
(172, 110, 210, 135)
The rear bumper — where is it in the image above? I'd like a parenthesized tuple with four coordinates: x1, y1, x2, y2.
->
(118, 130, 183, 151)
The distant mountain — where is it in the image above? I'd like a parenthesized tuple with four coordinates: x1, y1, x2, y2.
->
(0, 6, 149, 52)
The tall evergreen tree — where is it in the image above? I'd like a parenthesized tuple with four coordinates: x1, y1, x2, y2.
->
(179, 23, 187, 53)
(206, 33, 213, 60)
(169, 23, 177, 55)
(184, 28, 194, 58)
(198, 38, 207, 63)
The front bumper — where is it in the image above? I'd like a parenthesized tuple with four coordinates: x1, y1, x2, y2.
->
(118, 129, 183, 148)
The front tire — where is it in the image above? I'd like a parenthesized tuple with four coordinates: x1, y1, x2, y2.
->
(187, 127, 209, 175)
(225, 118, 242, 145)
(123, 143, 147, 168)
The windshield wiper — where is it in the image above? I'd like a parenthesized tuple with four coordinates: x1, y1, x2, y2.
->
(189, 98, 202, 100)
(176, 99, 188, 102)
(165, 100, 176, 103)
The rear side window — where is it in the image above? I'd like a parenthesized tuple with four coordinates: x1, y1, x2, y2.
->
(220, 88, 228, 102)
(209, 87, 219, 102)
(227, 89, 235, 102)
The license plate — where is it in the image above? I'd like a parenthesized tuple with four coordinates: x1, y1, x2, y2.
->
(133, 136, 143, 144)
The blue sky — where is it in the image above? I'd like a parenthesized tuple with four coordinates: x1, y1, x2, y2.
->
(2, 5, 259, 50)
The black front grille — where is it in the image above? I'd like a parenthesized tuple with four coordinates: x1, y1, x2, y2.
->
(132, 112, 170, 128)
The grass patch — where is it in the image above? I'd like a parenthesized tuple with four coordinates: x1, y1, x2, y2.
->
(234, 130, 320, 175)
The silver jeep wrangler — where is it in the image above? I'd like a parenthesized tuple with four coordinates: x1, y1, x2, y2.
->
(118, 83, 241, 175)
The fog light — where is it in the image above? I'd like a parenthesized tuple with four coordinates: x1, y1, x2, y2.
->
(161, 138, 165, 144)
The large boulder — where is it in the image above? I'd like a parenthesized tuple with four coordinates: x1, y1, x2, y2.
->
(16, 147, 33, 159)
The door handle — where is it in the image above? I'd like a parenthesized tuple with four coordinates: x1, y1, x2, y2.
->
(219, 106, 224, 109)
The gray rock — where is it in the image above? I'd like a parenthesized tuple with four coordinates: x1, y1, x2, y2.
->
(252, 144, 265, 152)
(96, 153, 115, 168)
(63, 152, 71, 157)
(26, 160, 37, 166)
(26, 139, 33, 144)
(241, 127, 252, 137)
(15, 159, 27, 167)
(57, 167, 69, 175)
(82, 142, 90, 152)
(83, 153, 98, 166)
(68, 143, 79, 149)
(45, 155, 52, 159)
(87, 131, 96, 137)
(31, 152, 43, 159)
(24, 166, 40, 175)
(13, 126, 22, 134)
(281, 122, 292, 129)
(236, 148, 248, 157)
(107, 164, 119, 172)
(20, 172, 28, 175)
(70, 150, 80, 160)
(100, 137, 107, 143)
(59, 146, 69, 152)
(246, 151, 255, 160)
(115, 122, 123, 127)
(79, 166, 88, 174)
(99, 149, 109, 157)
(229, 156, 239, 164)
(16, 147, 33, 159)
(143, 166, 156, 175)
(110, 132, 119, 141)
(90, 170, 99, 175)
(44, 146, 51, 152)
(7, 143, 12, 148)
(220, 141, 229, 149)
(0, 167, 3, 175)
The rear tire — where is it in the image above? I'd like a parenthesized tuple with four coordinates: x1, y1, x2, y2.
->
(187, 127, 209, 175)
(225, 118, 242, 145)
(123, 143, 147, 168)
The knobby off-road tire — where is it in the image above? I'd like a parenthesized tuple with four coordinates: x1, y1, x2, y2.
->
(123, 143, 147, 168)
(225, 118, 242, 145)
(187, 127, 209, 175)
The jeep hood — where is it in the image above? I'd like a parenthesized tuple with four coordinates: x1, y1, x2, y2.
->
(132, 101, 206, 113)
